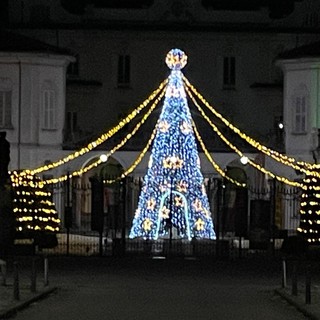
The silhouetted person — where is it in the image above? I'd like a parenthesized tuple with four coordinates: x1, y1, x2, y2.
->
(0, 131, 10, 188)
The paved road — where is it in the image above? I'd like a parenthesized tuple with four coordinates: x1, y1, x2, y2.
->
(11, 256, 309, 320)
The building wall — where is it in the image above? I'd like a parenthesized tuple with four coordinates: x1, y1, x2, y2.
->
(0, 54, 73, 170)
(16, 29, 301, 144)
(7, 0, 320, 28)
(278, 58, 320, 158)
(3, 0, 320, 182)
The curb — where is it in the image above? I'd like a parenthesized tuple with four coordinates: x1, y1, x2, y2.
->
(0, 287, 58, 319)
(274, 288, 320, 320)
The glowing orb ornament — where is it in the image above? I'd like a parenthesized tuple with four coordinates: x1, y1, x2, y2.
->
(165, 48, 187, 70)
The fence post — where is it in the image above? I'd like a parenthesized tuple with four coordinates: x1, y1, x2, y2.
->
(282, 257, 287, 288)
(215, 179, 221, 257)
(305, 264, 311, 304)
(121, 177, 127, 256)
(13, 261, 20, 300)
(31, 257, 37, 292)
(292, 260, 298, 296)
(44, 256, 49, 286)
(270, 178, 276, 256)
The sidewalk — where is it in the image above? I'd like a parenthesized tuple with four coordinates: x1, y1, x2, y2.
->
(0, 284, 57, 319)
(3, 286, 318, 320)
(0, 256, 57, 319)
(1, 255, 320, 319)
(275, 286, 320, 320)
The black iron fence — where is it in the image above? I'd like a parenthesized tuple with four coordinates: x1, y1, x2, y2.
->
(38, 177, 302, 257)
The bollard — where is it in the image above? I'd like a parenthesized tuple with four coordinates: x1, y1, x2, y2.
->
(44, 256, 49, 286)
(31, 257, 37, 293)
(0, 259, 7, 286)
(282, 258, 287, 288)
(305, 264, 311, 305)
(292, 261, 298, 296)
(13, 261, 20, 300)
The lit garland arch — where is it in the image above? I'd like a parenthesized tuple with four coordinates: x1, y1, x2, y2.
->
(16, 51, 320, 189)
(12, 48, 320, 243)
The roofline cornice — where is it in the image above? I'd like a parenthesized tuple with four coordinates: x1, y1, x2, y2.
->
(6, 22, 320, 35)
(0, 53, 75, 66)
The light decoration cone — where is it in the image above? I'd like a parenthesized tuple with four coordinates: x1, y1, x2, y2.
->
(10, 171, 60, 235)
(297, 172, 320, 244)
(129, 49, 216, 240)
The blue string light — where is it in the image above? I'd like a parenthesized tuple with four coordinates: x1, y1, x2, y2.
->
(129, 49, 216, 240)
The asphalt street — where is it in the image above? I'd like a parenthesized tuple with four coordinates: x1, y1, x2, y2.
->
(9, 256, 310, 320)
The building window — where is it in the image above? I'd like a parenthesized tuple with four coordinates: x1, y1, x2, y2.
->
(0, 91, 12, 128)
(117, 55, 130, 87)
(293, 96, 307, 134)
(67, 55, 79, 77)
(66, 111, 78, 132)
(42, 89, 56, 130)
(223, 56, 236, 89)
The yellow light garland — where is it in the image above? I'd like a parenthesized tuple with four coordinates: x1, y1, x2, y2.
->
(40, 89, 165, 185)
(25, 78, 168, 176)
(183, 76, 320, 177)
(192, 121, 246, 187)
(104, 125, 158, 184)
(186, 85, 304, 188)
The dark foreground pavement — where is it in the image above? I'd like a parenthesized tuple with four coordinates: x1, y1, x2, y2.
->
(0, 255, 319, 319)
(275, 287, 320, 320)
(0, 285, 57, 319)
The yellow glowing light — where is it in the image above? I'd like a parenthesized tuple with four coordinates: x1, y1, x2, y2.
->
(142, 218, 153, 231)
(192, 199, 203, 212)
(40, 90, 164, 186)
(147, 198, 156, 210)
(160, 206, 170, 219)
(195, 218, 205, 231)
(103, 123, 159, 185)
(188, 88, 303, 189)
(100, 154, 108, 163)
(192, 121, 245, 187)
(240, 156, 249, 165)
(174, 196, 184, 207)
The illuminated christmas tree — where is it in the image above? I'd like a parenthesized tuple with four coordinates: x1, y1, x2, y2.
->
(11, 171, 60, 247)
(298, 171, 320, 244)
(130, 49, 215, 240)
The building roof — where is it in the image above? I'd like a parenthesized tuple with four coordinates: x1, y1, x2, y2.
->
(0, 29, 73, 55)
(277, 41, 320, 60)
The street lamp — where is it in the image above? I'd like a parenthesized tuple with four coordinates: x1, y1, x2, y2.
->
(240, 156, 249, 165)
(99, 154, 108, 162)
